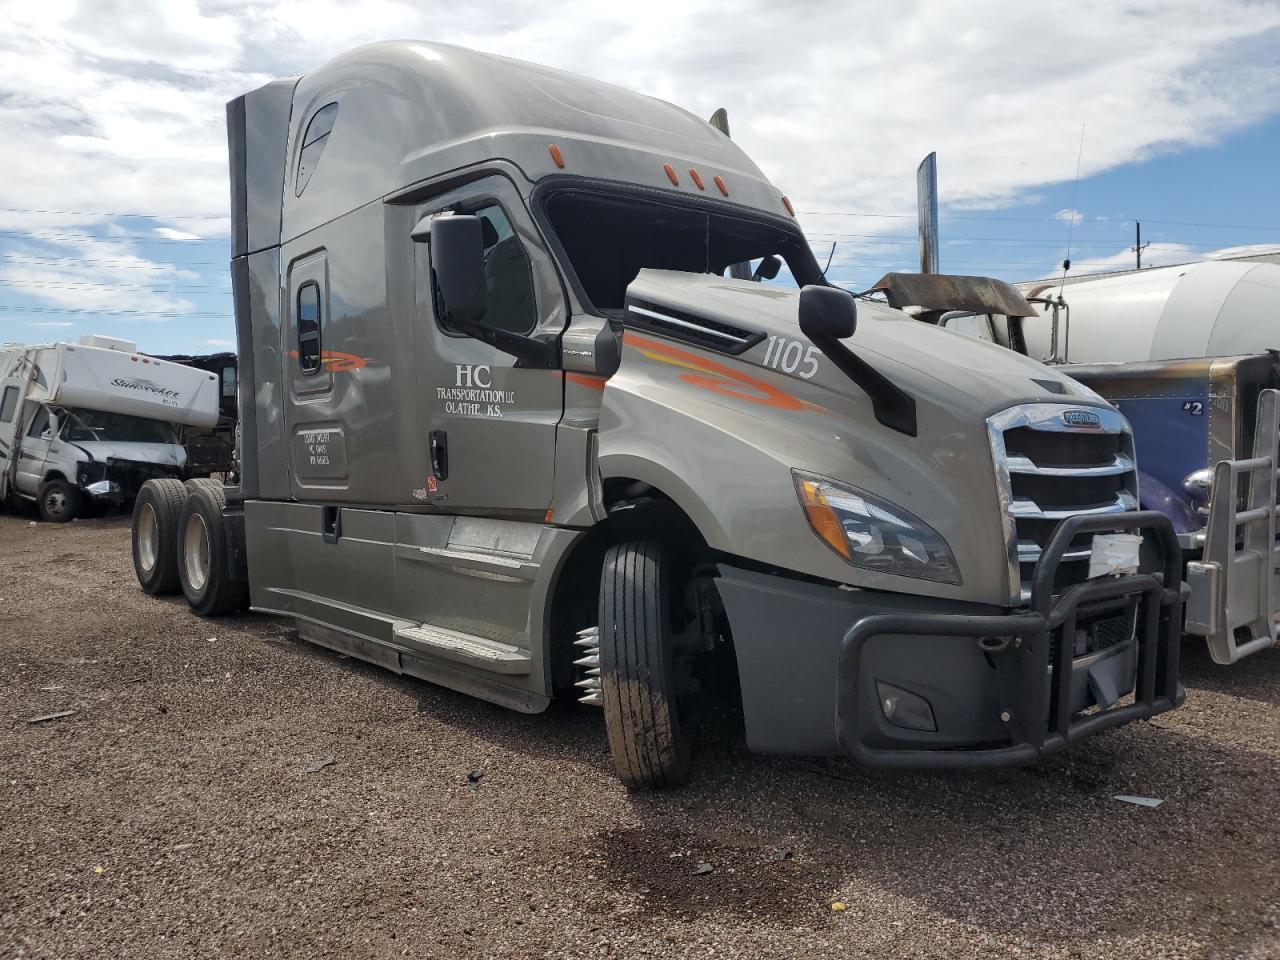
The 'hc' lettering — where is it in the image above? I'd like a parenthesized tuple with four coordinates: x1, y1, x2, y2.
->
(456, 364, 492, 389)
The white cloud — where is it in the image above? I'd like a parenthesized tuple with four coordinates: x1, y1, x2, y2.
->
(1207, 244, 1280, 260)
(153, 227, 204, 242)
(26, 320, 74, 327)
(1055, 209, 1085, 224)
(0, 234, 201, 319)
(202, 337, 234, 348)
(1030, 240, 1280, 280)
(0, 0, 1278, 329)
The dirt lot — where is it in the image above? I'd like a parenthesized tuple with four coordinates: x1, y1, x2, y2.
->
(1, 515, 1278, 960)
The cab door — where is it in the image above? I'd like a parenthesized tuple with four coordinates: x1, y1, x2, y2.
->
(412, 176, 566, 516)
(13, 403, 55, 496)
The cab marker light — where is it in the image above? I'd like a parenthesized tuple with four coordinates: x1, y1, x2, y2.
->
(549, 144, 565, 169)
(663, 163, 680, 185)
(713, 175, 729, 196)
(689, 168, 705, 190)
(782, 195, 796, 217)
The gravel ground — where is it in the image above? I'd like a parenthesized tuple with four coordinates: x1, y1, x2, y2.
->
(1, 514, 1278, 960)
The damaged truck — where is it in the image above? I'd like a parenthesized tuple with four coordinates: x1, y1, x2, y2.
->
(1, 335, 220, 522)
(131, 41, 1185, 788)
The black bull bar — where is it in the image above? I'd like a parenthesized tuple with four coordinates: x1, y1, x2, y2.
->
(836, 511, 1185, 769)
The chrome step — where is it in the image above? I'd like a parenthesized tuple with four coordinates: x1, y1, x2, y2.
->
(392, 621, 530, 675)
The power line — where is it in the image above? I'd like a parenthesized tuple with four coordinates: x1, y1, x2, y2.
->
(0, 230, 222, 244)
(0, 279, 231, 293)
(0, 206, 227, 220)
(798, 210, 1280, 231)
(0, 304, 228, 318)
(1, 254, 226, 269)
(4, 201, 1275, 233)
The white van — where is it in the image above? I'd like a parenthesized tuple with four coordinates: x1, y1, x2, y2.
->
(0, 335, 220, 521)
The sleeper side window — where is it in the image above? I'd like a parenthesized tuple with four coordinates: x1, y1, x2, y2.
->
(297, 282, 323, 374)
(295, 102, 338, 197)
(436, 204, 537, 336)
(0, 386, 17, 422)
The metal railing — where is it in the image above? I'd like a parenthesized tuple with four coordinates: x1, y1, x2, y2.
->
(1185, 388, 1280, 663)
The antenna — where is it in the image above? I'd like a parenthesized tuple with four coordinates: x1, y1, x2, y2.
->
(1057, 123, 1086, 299)
(823, 242, 837, 277)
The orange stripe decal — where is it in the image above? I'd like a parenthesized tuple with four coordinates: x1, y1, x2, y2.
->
(565, 372, 608, 391)
(624, 332, 805, 411)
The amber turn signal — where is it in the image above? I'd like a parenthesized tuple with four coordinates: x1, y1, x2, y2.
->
(793, 473, 851, 560)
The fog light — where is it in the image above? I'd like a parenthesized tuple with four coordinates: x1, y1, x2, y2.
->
(876, 681, 937, 732)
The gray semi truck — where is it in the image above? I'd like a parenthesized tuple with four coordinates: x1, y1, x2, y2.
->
(129, 41, 1184, 788)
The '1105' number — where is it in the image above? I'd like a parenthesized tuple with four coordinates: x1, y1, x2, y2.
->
(762, 335, 820, 379)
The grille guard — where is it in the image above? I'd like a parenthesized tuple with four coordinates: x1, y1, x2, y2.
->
(835, 511, 1185, 769)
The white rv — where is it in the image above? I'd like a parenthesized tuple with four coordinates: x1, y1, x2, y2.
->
(0, 335, 220, 521)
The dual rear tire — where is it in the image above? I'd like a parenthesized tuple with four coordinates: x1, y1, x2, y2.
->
(131, 478, 247, 617)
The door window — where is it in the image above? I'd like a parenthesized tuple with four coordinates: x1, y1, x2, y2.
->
(0, 386, 17, 423)
(297, 282, 323, 374)
(437, 204, 537, 336)
(27, 405, 51, 438)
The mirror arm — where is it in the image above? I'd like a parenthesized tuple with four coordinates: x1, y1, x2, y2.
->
(807, 335, 917, 437)
(448, 315, 560, 369)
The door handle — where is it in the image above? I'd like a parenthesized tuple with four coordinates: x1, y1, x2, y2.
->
(322, 505, 342, 544)
(429, 430, 448, 480)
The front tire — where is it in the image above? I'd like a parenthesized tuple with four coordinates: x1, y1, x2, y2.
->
(37, 479, 81, 523)
(599, 540, 691, 790)
(132, 478, 187, 595)
(177, 484, 247, 617)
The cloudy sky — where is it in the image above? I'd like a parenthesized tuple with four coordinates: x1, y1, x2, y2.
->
(1, 0, 1279, 353)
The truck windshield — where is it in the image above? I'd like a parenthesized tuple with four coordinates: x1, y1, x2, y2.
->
(59, 408, 179, 444)
(541, 187, 823, 314)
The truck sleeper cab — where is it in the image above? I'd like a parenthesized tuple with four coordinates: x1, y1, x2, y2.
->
(132, 41, 1184, 788)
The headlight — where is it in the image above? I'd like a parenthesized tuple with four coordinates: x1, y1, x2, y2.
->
(792, 470, 962, 584)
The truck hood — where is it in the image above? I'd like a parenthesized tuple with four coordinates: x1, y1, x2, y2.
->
(625, 269, 1103, 416)
(74, 441, 186, 467)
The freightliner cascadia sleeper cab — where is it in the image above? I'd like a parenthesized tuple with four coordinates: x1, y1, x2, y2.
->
(131, 42, 1185, 788)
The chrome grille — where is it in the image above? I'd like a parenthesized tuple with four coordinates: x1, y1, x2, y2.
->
(987, 404, 1139, 605)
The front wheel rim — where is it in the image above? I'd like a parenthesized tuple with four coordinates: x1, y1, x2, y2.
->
(183, 513, 211, 592)
(44, 489, 67, 518)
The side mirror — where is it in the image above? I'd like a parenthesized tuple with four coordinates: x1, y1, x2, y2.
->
(428, 215, 487, 325)
(798, 285, 857, 341)
(752, 255, 782, 282)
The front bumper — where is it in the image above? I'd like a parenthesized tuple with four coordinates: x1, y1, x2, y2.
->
(717, 512, 1185, 769)
(76, 459, 181, 502)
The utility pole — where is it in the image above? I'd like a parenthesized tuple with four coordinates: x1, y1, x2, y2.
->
(1132, 221, 1149, 269)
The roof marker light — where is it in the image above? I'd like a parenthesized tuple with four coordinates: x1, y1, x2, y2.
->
(689, 168, 705, 190)
(663, 163, 679, 186)
(548, 144, 565, 169)
(782, 195, 796, 217)
(713, 175, 729, 197)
